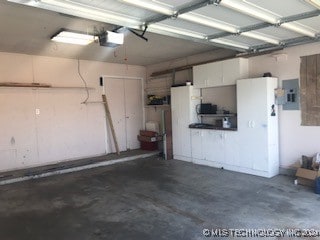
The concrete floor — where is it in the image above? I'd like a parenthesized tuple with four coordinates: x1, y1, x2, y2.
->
(0, 157, 319, 240)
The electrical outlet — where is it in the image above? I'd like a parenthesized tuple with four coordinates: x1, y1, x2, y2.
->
(35, 108, 40, 115)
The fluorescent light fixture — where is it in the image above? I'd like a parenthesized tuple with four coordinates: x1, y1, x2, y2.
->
(8, 0, 141, 27)
(281, 22, 316, 37)
(179, 13, 238, 33)
(220, 0, 317, 38)
(51, 30, 94, 45)
(220, 0, 277, 24)
(210, 38, 250, 50)
(305, 0, 320, 8)
(241, 32, 280, 45)
(179, 12, 281, 45)
(148, 24, 205, 39)
(122, 0, 173, 15)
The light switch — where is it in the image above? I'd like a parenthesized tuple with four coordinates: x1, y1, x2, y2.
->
(36, 108, 40, 115)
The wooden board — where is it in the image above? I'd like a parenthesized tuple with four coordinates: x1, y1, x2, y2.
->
(102, 94, 120, 155)
(300, 54, 320, 126)
(0, 82, 51, 88)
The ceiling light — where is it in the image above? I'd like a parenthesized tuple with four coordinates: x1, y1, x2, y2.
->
(122, 0, 173, 15)
(241, 32, 280, 45)
(51, 30, 94, 45)
(210, 38, 250, 50)
(179, 13, 238, 33)
(220, 0, 317, 38)
(305, 0, 320, 8)
(281, 23, 316, 37)
(220, 0, 277, 23)
(8, 0, 141, 27)
(148, 24, 205, 39)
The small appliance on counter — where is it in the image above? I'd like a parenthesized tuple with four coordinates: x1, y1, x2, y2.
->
(222, 117, 231, 128)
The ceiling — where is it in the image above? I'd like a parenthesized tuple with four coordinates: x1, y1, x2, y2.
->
(2, 0, 320, 66)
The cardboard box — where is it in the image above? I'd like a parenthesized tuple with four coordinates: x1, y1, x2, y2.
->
(140, 130, 158, 137)
(295, 167, 320, 187)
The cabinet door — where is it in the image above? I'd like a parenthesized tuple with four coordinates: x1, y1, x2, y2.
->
(171, 87, 195, 159)
(206, 61, 223, 87)
(237, 78, 269, 171)
(222, 58, 249, 86)
(193, 64, 208, 88)
(191, 129, 203, 161)
(249, 79, 269, 171)
(224, 132, 240, 167)
(171, 88, 182, 156)
(205, 131, 224, 163)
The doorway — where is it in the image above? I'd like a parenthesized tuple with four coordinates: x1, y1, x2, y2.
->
(103, 76, 144, 153)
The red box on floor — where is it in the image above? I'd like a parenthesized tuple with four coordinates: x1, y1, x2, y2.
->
(140, 130, 158, 137)
(140, 141, 158, 151)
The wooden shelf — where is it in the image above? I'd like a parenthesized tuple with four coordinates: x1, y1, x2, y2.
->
(0, 82, 95, 90)
(145, 104, 170, 108)
(0, 86, 95, 90)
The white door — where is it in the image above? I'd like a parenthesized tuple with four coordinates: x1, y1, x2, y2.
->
(124, 79, 143, 150)
(105, 77, 142, 153)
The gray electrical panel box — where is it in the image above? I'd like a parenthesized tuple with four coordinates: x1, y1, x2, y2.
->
(283, 79, 300, 110)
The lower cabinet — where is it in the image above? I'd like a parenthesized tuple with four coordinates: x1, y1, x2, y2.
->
(190, 129, 239, 167)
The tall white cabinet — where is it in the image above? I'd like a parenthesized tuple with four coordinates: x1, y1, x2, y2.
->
(171, 86, 200, 162)
(237, 77, 279, 178)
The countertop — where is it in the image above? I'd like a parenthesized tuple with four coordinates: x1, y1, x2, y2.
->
(189, 125, 237, 131)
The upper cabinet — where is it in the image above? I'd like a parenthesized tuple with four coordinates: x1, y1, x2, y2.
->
(193, 58, 248, 88)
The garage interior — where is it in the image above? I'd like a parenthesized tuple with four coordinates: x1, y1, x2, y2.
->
(1, 0, 320, 239)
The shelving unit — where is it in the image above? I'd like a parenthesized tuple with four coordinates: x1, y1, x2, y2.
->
(145, 104, 170, 108)
(198, 113, 237, 129)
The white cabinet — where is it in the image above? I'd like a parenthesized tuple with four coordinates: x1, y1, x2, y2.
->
(189, 78, 279, 178)
(191, 129, 239, 168)
(192, 63, 210, 88)
(171, 86, 200, 162)
(193, 58, 248, 88)
(237, 77, 279, 178)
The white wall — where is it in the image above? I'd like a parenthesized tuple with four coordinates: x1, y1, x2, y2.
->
(0, 52, 146, 172)
(248, 42, 320, 169)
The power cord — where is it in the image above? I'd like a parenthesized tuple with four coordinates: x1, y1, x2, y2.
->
(77, 59, 89, 104)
